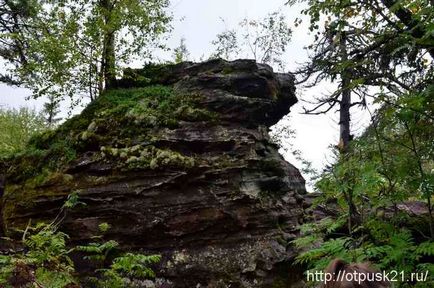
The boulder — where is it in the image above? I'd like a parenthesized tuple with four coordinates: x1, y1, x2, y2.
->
(0, 59, 306, 287)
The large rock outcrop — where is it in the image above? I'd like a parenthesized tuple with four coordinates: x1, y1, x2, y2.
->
(0, 59, 306, 287)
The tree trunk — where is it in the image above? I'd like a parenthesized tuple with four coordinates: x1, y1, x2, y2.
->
(339, 90, 351, 152)
(338, 31, 360, 233)
(100, 0, 116, 91)
(103, 31, 116, 89)
(338, 31, 351, 153)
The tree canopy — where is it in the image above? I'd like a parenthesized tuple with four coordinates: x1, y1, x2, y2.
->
(211, 12, 292, 70)
(289, 0, 434, 283)
(0, 106, 46, 157)
(288, 0, 433, 151)
(0, 0, 172, 102)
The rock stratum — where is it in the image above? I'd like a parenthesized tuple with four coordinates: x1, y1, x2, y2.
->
(0, 59, 306, 287)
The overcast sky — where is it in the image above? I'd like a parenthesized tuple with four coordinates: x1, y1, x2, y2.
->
(0, 0, 372, 186)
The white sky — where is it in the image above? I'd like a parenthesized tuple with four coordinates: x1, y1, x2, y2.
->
(0, 0, 372, 187)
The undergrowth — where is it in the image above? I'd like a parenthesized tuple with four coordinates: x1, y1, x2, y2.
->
(0, 193, 161, 288)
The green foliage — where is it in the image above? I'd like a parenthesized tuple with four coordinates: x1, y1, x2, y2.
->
(1, 226, 161, 287)
(295, 237, 354, 269)
(289, 1, 434, 277)
(211, 26, 240, 60)
(295, 219, 434, 286)
(5, 136, 77, 183)
(76, 240, 119, 262)
(95, 253, 161, 287)
(211, 12, 292, 70)
(75, 230, 161, 287)
(0, 223, 77, 288)
(295, 86, 434, 286)
(43, 94, 62, 128)
(0, 107, 46, 157)
(287, 0, 433, 153)
(24, 225, 72, 266)
(0, 194, 161, 287)
(1, 0, 172, 102)
(110, 253, 161, 278)
(415, 241, 434, 257)
(293, 217, 354, 271)
(99, 222, 111, 233)
(173, 37, 190, 63)
(35, 267, 76, 288)
(62, 191, 86, 209)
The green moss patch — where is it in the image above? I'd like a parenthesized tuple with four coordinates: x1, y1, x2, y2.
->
(5, 85, 213, 183)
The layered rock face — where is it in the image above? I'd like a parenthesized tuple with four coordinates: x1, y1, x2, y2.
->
(0, 59, 306, 287)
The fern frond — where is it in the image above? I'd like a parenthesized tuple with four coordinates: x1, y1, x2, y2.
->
(416, 241, 434, 256)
